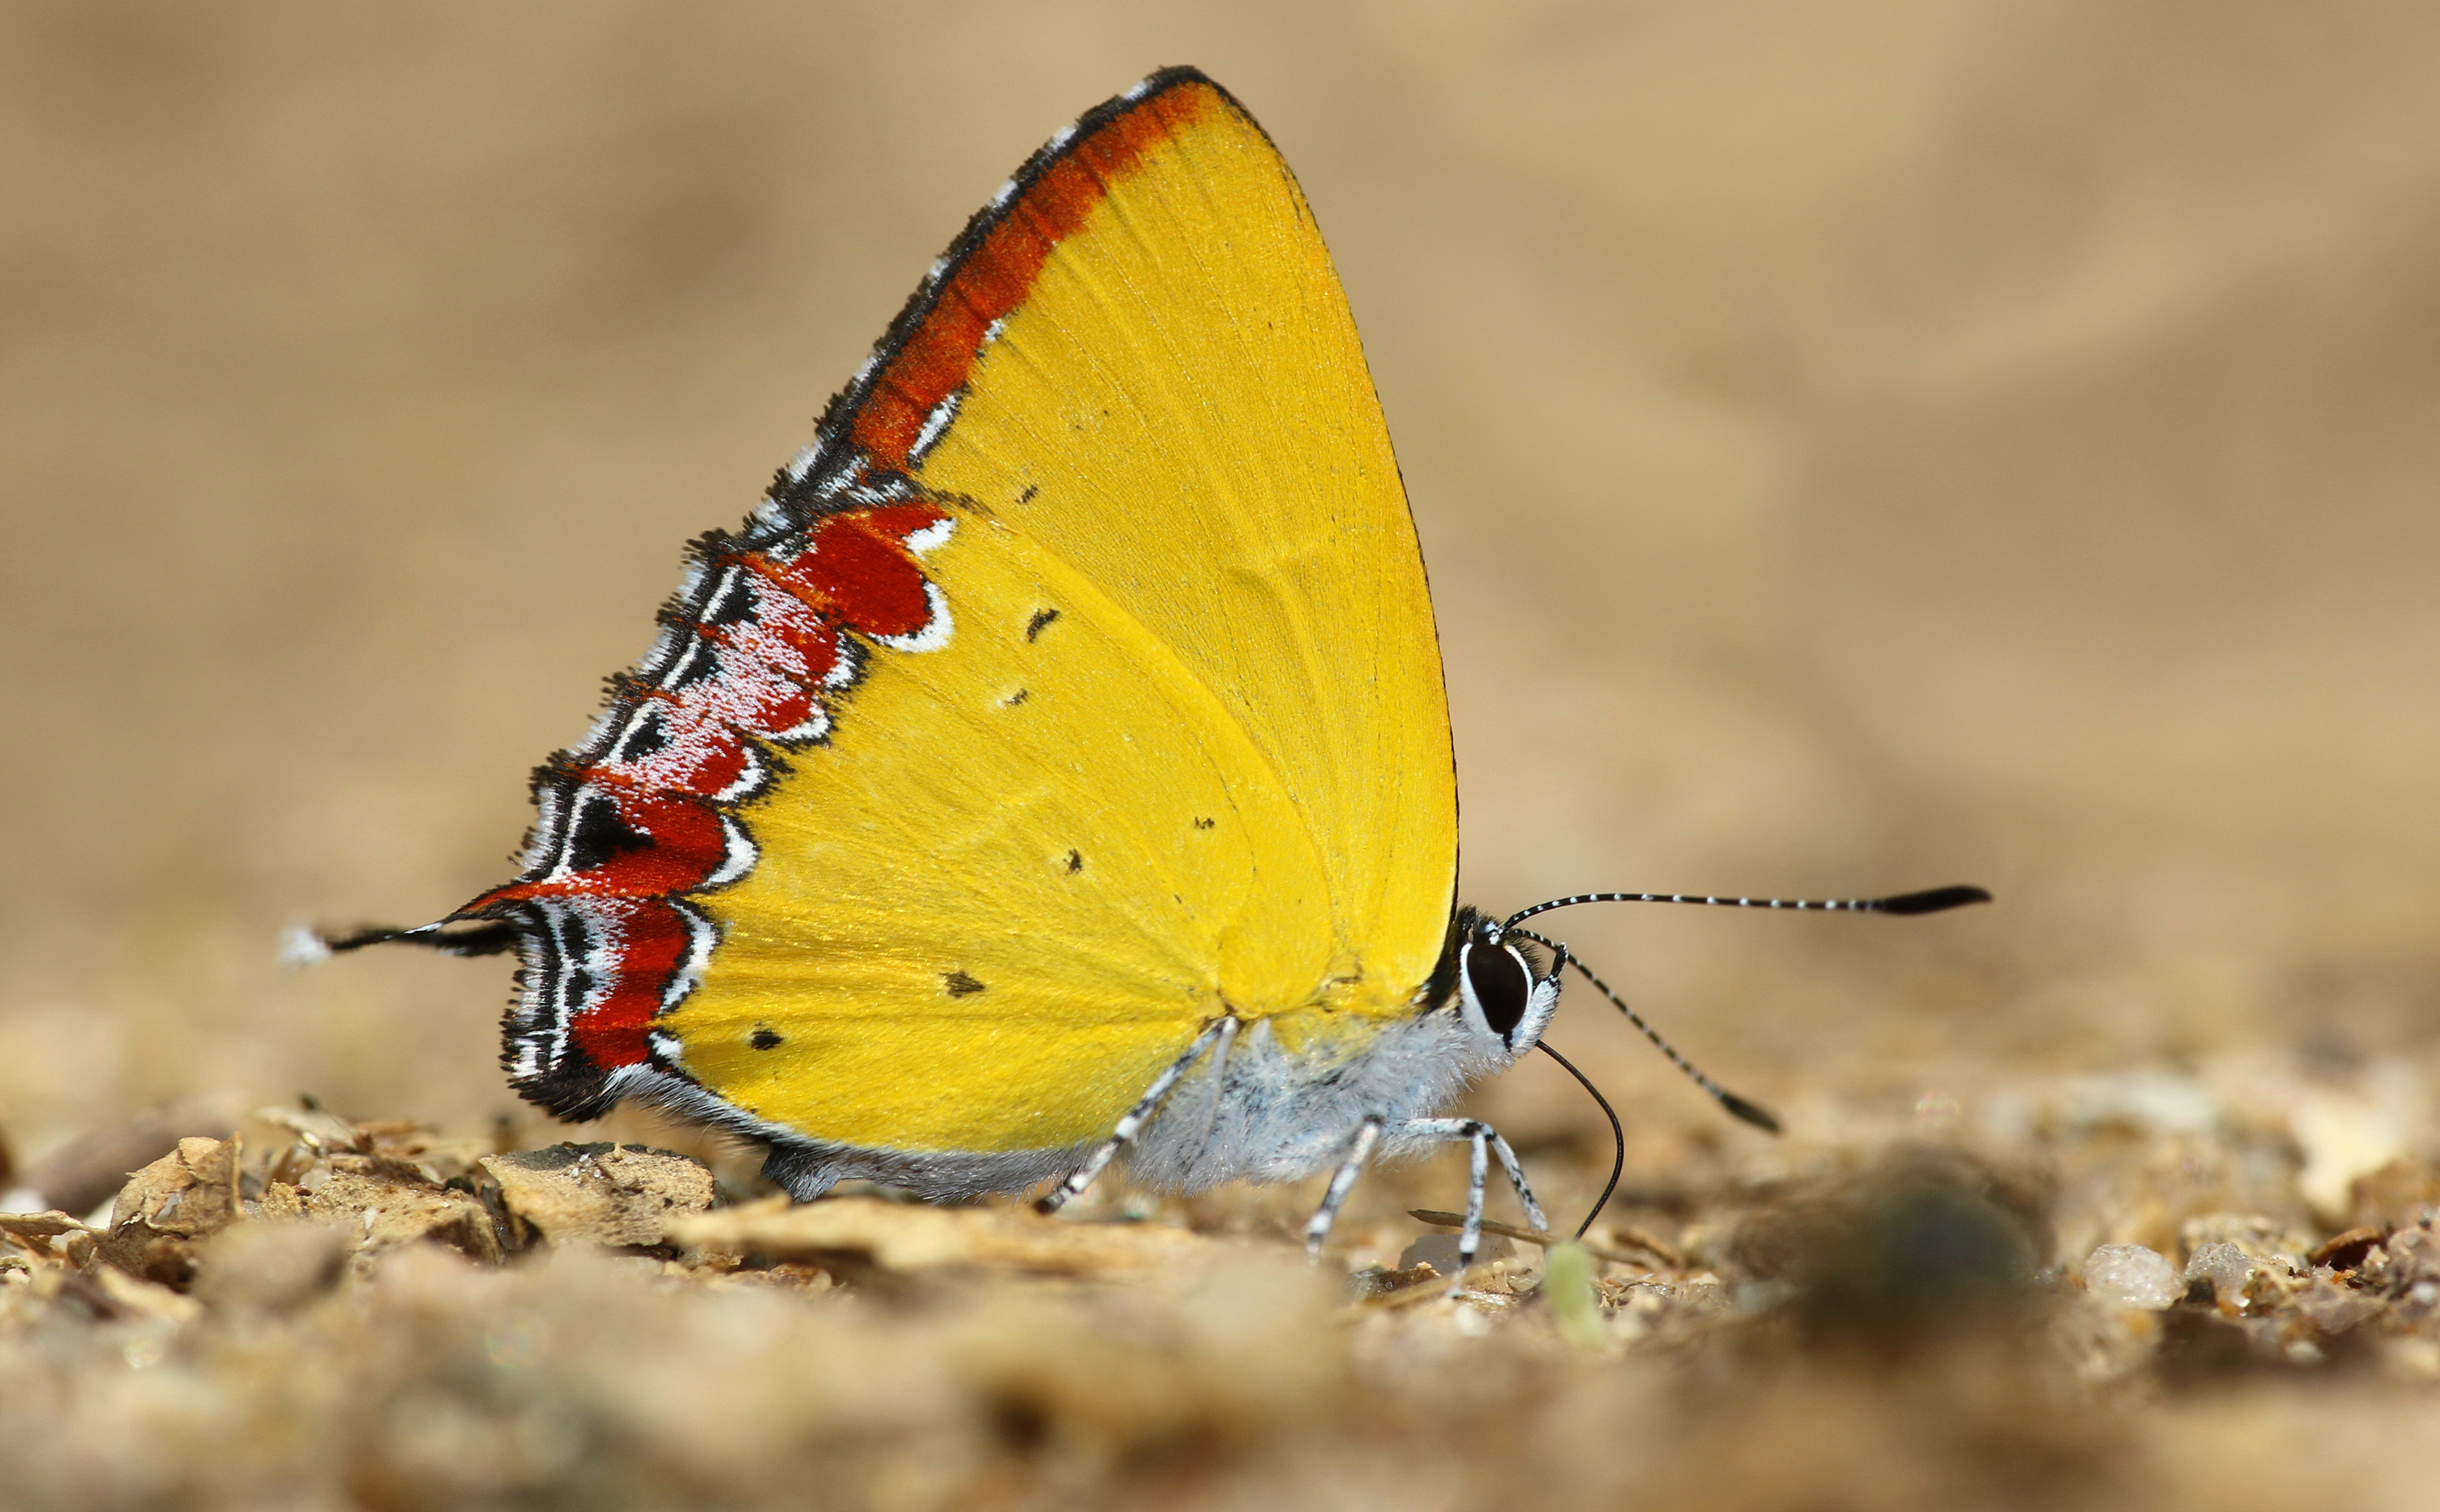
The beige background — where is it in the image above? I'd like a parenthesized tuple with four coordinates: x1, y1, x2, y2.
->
(3, 2, 2435, 1169)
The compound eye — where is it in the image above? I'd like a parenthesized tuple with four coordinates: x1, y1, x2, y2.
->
(1463, 939, 1533, 1043)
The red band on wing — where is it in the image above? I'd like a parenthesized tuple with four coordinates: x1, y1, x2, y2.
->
(468, 501, 951, 1072)
(772, 509, 939, 640)
(566, 896, 698, 1069)
(476, 501, 949, 907)
(851, 83, 1217, 468)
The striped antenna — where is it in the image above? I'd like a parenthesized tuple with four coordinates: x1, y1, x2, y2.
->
(1508, 928, 1782, 1135)
(1503, 884, 1988, 933)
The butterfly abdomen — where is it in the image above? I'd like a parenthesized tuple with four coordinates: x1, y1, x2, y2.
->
(1123, 1008, 1502, 1193)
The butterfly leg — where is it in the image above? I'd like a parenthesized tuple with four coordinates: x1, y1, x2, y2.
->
(1181, 1014, 1240, 1161)
(1035, 1016, 1235, 1216)
(1303, 1115, 1385, 1258)
(1381, 1118, 1549, 1289)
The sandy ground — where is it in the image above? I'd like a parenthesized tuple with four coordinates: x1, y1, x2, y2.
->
(3, 3, 2437, 1507)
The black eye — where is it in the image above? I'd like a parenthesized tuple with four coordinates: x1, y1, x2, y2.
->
(1465, 940, 1531, 1041)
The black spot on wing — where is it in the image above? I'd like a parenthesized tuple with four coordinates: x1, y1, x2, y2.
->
(943, 971, 986, 998)
(1002, 688, 1029, 707)
(1193, 816, 1214, 830)
(1064, 850, 1084, 874)
(563, 795, 652, 875)
(1025, 608, 1059, 641)
(751, 1026, 784, 1050)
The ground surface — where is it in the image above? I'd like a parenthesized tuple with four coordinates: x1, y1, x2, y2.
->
(5, 4, 2438, 1508)
(3, 1082, 2437, 1509)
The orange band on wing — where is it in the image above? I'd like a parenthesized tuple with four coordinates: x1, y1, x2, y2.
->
(851, 82, 1218, 468)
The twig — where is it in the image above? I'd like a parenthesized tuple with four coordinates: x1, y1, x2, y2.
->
(1407, 1209, 1683, 1269)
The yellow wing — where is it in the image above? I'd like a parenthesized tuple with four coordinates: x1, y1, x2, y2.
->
(655, 73, 1455, 1154)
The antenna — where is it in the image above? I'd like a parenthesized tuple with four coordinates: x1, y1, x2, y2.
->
(1507, 927, 1783, 1134)
(1503, 884, 1988, 933)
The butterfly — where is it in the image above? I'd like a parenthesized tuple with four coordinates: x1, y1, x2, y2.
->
(329, 68, 1985, 1275)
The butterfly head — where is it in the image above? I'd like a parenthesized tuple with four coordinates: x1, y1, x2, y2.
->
(1451, 907, 1563, 1061)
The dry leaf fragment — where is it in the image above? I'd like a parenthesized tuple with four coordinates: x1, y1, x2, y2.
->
(0, 1210, 98, 1271)
(297, 1160, 502, 1265)
(2308, 1227, 2387, 1273)
(480, 1144, 714, 1249)
(0, 1210, 97, 1240)
(97, 1136, 245, 1287)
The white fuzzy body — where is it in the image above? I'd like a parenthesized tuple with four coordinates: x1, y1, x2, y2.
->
(1123, 1005, 1508, 1190)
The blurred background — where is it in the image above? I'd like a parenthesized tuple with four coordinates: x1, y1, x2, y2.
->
(3, 1, 2436, 1186)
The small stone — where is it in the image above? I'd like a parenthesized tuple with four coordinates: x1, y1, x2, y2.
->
(1398, 1231, 1515, 1277)
(2292, 1273, 2382, 1337)
(2082, 1243, 2179, 1310)
(2183, 1241, 2256, 1305)
(2178, 1212, 2313, 1271)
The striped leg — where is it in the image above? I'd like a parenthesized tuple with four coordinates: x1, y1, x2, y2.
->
(1385, 1118, 1548, 1289)
(1304, 1116, 1384, 1257)
(1035, 1016, 1234, 1215)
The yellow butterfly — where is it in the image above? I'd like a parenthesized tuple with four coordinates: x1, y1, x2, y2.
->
(332, 69, 1984, 1271)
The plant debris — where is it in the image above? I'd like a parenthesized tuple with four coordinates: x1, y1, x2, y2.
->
(0, 1063, 2432, 1509)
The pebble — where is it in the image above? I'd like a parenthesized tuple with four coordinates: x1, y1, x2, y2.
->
(2083, 1244, 2180, 1310)
(2183, 1241, 2255, 1304)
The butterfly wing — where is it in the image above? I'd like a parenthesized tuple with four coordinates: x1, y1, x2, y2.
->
(905, 75, 1456, 1010)
(472, 70, 1456, 1168)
